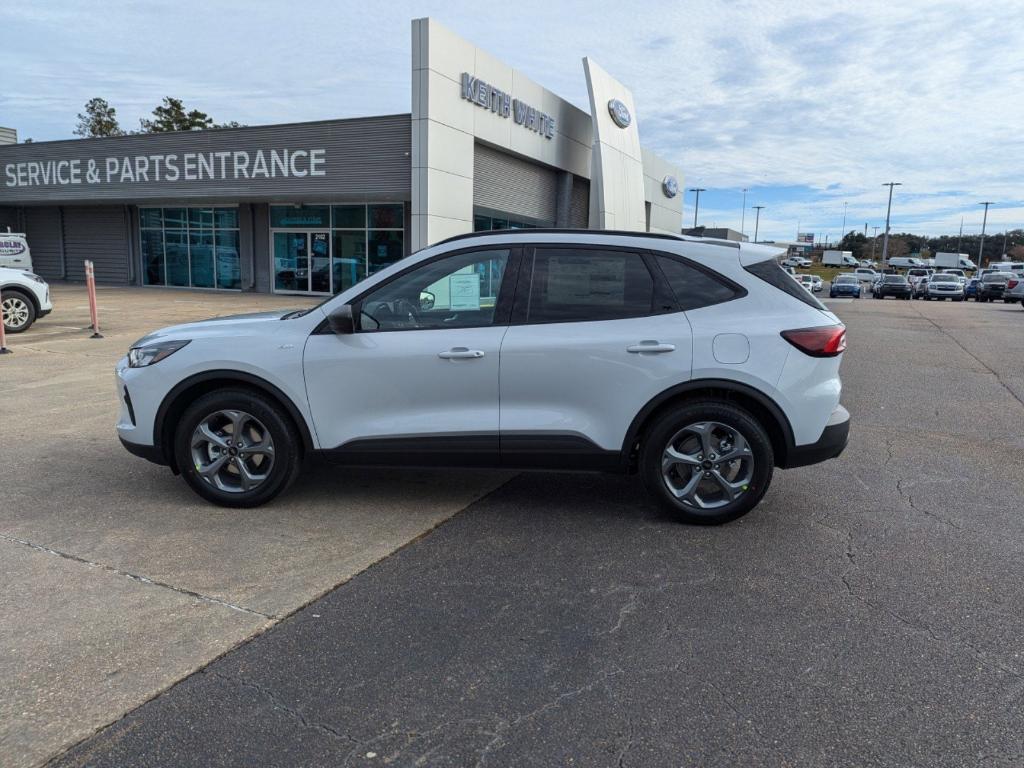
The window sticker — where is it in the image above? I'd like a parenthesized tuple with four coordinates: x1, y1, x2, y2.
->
(449, 273, 481, 310)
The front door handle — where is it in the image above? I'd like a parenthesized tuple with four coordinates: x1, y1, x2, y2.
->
(438, 347, 485, 360)
(626, 341, 676, 354)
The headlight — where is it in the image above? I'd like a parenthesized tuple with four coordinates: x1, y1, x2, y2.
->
(128, 339, 190, 367)
(25, 272, 45, 284)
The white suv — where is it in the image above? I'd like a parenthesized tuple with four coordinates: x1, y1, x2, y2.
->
(116, 231, 849, 525)
(1, 266, 52, 333)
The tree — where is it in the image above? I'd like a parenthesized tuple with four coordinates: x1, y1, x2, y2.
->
(837, 230, 868, 260)
(139, 97, 214, 133)
(74, 97, 125, 138)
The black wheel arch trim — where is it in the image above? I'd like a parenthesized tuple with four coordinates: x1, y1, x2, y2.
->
(153, 370, 316, 467)
(621, 379, 797, 469)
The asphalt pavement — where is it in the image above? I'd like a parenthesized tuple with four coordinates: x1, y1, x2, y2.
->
(39, 295, 1024, 767)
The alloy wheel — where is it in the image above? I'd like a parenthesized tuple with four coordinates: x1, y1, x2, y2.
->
(190, 409, 275, 493)
(661, 421, 755, 509)
(1, 295, 30, 330)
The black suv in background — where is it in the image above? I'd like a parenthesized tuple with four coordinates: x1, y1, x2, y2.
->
(976, 271, 1014, 302)
(873, 274, 912, 300)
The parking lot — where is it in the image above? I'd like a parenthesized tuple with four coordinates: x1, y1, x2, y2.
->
(4, 284, 1024, 767)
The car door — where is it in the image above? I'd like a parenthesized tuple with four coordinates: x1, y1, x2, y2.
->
(498, 246, 710, 466)
(303, 246, 518, 463)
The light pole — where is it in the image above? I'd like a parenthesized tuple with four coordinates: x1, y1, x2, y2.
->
(1001, 229, 1009, 258)
(978, 202, 993, 268)
(881, 182, 902, 268)
(871, 226, 880, 260)
(957, 216, 963, 252)
(752, 205, 765, 243)
(689, 188, 706, 229)
(740, 188, 748, 236)
(841, 201, 848, 242)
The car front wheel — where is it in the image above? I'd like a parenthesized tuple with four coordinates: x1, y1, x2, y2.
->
(641, 401, 774, 525)
(1, 290, 36, 333)
(175, 388, 303, 508)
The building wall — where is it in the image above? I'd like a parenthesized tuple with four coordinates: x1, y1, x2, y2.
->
(0, 116, 411, 205)
(472, 143, 558, 225)
(641, 148, 684, 235)
(0, 127, 16, 146)
(583, 58, 647, 232)
(411, 17, 594, 250)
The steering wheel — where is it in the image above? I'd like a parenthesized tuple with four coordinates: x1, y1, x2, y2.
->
(394, 297, 420, 327)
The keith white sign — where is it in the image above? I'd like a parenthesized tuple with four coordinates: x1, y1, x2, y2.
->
(4, 148, 327, 188)
(460, 73, 556, 139)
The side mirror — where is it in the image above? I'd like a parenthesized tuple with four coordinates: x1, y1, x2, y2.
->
(419, 290, 436, 311)
(327, 304, 355, 335)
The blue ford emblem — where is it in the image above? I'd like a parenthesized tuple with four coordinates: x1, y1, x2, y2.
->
(607, 98, 632, 129)
(662, 175, 679, 198)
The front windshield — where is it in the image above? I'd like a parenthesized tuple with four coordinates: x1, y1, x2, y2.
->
(835, 276, 857, 284)
(883, 275, 906, 284)
(931, 275, 957, 283)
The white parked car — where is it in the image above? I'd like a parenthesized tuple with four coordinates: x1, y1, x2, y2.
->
(853, 267, 879, 284)
(1, 266, 52, 333)
(782, 256, 812, 268)
(116, 230, 850, 525)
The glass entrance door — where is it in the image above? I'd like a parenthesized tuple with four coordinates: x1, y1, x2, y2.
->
(273, 231, 331, 293)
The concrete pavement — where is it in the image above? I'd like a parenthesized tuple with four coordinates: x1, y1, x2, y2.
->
(0, 285, 510, 768)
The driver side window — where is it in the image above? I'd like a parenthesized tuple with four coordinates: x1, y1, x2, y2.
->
(357, 248, 511, 331)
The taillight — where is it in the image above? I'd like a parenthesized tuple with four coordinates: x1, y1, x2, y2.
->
(1008, 279, 1019, 289)
(781, 325, 847, 357)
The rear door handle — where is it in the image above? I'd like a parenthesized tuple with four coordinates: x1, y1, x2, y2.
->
(626, 341, 676, 354)
(438, 347, 485, 360)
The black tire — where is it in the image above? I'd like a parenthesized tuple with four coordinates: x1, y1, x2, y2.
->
(174, 388, 303, 508)
(1, 289, 36, 333)
(640, 401, 774, 525)
(953, 297, 963, 302)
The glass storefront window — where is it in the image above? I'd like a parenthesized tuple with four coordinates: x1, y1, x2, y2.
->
(472, 210, 545, 231)
(367, 230, 404, 275)
(272, 203, 405, 295)
(270, 205, 330, 228)
(139, 206, 240, 290)
(332, 205, 366, 228)
(368, 204, 403, 229)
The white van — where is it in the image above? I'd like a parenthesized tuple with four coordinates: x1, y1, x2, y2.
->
(822, 250, 858, 267)
(888, 257, 924, 269)
(933, 252, 976, 271)
(0, 232, 32, 271)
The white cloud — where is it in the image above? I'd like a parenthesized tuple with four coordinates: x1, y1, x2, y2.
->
(1, 0, 1021, 239)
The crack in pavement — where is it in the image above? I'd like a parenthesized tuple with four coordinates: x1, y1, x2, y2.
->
(206, 670, 356, 744)
(909, 303, 1024, 411)
(809, 519, 1023, 681)
(0, 532, 273, 620)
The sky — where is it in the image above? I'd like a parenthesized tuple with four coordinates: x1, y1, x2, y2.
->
(2, 0, 1022, 242)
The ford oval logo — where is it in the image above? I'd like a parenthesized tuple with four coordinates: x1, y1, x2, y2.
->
(662, 175, 679, 198)
(607, 98, 632, 129)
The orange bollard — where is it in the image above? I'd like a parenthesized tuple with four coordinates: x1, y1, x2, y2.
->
(85, 260, 103, 339)
(0, 284, 10, 354)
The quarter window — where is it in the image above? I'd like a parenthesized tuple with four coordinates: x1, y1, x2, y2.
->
(655, 255, 743, 310)
(523, 248, 655, 324)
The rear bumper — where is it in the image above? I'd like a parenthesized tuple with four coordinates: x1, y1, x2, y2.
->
(781, 405, 850, 468)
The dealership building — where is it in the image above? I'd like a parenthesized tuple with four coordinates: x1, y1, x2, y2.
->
(0, 19, 683, 296)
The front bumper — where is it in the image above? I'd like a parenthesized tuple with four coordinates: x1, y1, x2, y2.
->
(782, 405, 850, 468)
(119, 436, 167, 465)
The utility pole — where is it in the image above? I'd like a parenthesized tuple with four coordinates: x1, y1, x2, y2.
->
(840, 201, 848, 242)
(740, 188, 748, 236)
(957, 217, 963, 252)
(978, 202, 993, 269)
(871, 226, 880, 260)
(689, 188, 706, 229)
(864, 222, 868, 236)
(752, 205, 765, 243)
(1001, 229, 1008, 258)
(881, 182, 902, 268)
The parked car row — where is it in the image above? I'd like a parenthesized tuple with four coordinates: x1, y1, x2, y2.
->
(821, 263, 1024, 307)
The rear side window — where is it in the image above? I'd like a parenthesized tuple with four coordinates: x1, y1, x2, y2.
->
(655, 255, 743, 310)
(522, 248, 655, 324)
(743, 259, 826, 309)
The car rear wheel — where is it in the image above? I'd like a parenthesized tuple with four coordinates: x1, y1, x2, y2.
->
(175, 388, 303, 508)
(641, 401, 774, 525)
(1, 290, 35, 333)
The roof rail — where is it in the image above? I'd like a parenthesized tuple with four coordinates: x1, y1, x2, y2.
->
(435, 228, 687, 246)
